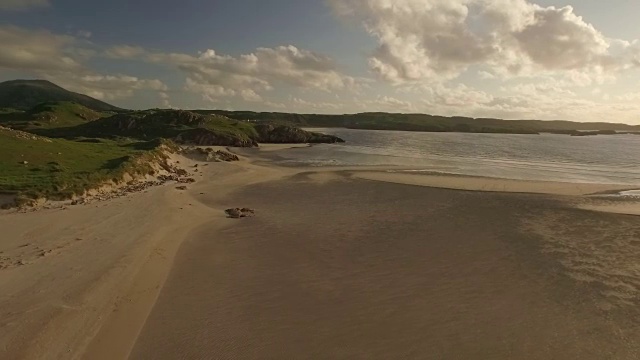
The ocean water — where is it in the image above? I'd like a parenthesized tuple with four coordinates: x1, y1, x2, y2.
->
(271, 128, 640, 185)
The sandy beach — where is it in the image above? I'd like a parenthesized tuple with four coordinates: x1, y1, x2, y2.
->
(2, 146, 640, 359)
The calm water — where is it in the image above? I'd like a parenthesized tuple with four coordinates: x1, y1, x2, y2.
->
(271, 128, 640, 185)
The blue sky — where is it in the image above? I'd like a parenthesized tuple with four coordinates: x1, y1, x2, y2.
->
(1, 0, 639, 123)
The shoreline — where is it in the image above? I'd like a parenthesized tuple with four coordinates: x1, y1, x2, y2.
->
(2, 144, 640, 359)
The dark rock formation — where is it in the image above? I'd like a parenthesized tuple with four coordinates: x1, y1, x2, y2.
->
(213, 150, 240, 162)
(176, 128, 257, 147)
(225, 207, 255, 218)
(254, 124, 344, 144)
(183, 147, 241, 162)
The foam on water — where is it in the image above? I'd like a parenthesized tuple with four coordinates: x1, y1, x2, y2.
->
(617, 190, 640, 197)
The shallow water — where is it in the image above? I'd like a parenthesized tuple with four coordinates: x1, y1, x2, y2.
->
(271, 129, 640, 185)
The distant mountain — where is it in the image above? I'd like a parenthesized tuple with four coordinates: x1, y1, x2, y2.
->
(0, 80, 122, 112)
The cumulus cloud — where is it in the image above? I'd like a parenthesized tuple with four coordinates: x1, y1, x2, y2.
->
(0, 26, 81, 72)
(0, 0, 49, 11)
(330, 0, 640, 84)
(108, 44, 364, 103)
(290, 96, 344, 111)
(105, 45, 147, 59)
(50, 74, 168, 101)
(357, 95, 416, 112)
(76, 30, 92, 39)
(0, 25, 169, 102)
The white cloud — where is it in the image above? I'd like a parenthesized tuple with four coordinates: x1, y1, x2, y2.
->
(49, 74, 168, 101)
(478, 71, 496, 80)
(0, 26, 170, 104)
(357, 95, 416, 112)
(0, 0, 49, 11)
(616, 92, 640, 102)
(0, 25, 81, 72)
(159, 92, 173, 108)
(105, 45, 147, 59)
(291, 96, 343, 111)
(330, 0, 640, 84)
(109, 44, 365, 103)
(76, 30, 92, 39)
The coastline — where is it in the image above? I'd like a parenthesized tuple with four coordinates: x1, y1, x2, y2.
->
(1, 145, 640, 359)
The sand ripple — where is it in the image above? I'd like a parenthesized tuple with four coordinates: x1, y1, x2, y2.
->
(524, 211, 640, 309)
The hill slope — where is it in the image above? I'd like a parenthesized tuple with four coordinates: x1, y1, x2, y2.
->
(201, 110, 640, 134)
(0, 101, 109, 131)
(45, 109, 344, 146)
(0, 80, 121, 112)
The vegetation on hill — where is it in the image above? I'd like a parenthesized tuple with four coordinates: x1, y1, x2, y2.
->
(200, 110, 640, 134)
(0, 101, 110, 131)
(36, 109, 344, 146)
(0, 80, 345, 208)
(0, 80, 122, 112)
(0, 126, 175, 206)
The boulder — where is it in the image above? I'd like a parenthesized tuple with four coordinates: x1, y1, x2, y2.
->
(215, 150, 240, 162)
(225, 207, 255, 218)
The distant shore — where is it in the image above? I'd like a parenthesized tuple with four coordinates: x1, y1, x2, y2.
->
(2, 145, 640, 359)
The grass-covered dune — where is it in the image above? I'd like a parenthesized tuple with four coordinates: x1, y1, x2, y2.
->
(0, 126, 176, 207)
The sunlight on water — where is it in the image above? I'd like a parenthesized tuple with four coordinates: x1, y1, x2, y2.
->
(276, 129, 640, 185)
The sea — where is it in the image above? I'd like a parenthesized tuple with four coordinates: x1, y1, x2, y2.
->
(268, 128, 640, 186)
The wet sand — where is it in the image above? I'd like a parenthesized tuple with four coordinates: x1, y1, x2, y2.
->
(130, 171, 640, 359)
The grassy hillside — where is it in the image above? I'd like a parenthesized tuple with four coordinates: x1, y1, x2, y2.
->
(0, 126, 173, 204)
(201, 110, 640, 134)
(0, 101, 110, 131)
(38, 109, 343, 146)
(56, 109, 259, 145)
(0, 80, 122, 112)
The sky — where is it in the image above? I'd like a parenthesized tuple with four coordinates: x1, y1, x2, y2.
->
(1, 0, 639, 123)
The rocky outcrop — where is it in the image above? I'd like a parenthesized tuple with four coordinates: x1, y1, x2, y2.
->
(176, 128, 257, 147)
(225, 208, 255, 218)
(57, 109, 344, 147)
(212, 150, 240, 162)
(110, 110, 212, 131)
(254, 124, 344, 144)
(182, 147, 241, 162)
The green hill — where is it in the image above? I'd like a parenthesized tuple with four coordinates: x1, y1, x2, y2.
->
(0, 80, 122, 112)
(0, 101, 110, 131)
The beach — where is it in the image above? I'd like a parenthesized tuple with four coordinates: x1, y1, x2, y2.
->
(2, 146, 640, 359)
